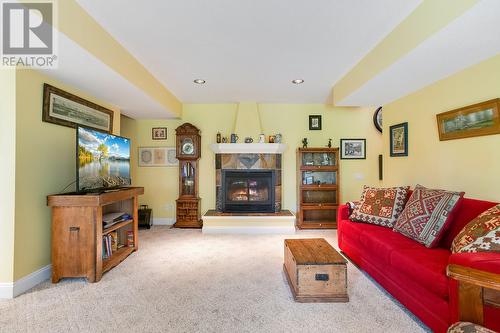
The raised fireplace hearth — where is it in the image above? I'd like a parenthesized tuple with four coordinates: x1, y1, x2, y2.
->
(221, 170, 275, 213)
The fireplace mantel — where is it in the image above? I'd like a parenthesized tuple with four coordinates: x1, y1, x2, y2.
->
(209, 143, 287, 154)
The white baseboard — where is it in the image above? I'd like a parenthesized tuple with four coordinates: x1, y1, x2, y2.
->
(0, 264, 51, 299)
(153, 218, 175, 225)
(0, 282, 13, 299)
(202, 226, 296, 234)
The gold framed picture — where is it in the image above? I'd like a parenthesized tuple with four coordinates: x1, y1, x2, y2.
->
(436, 99, 500, 141)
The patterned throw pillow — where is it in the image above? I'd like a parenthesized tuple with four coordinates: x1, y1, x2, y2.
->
(447, 321, 496, 333)
(451, 204, 500, 253)
(346, 201, 360, 217)
(393, 185, 464, 248)
(350, 186, 410, 228)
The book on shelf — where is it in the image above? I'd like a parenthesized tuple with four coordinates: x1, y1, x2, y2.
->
(102, 234, 115, 259)
(110, 231, 118, 252)
(127, 230, 134, 248)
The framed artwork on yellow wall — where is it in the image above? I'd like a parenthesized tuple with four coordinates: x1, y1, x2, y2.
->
(390, 122, 408, 157)
(436, 98, 500, 141)
(139, 147, 178, 167)
(42, 83, 114, 133)
(152, 127, 167, 140)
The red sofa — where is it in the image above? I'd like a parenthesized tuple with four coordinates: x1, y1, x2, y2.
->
(337, 197, 500, 333)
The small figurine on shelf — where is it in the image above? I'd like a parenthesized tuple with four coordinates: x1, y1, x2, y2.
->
(258, 134, 265, 143)
(302, 138, 308, 148)
(222, 137, 228, 143)
(275, 133, 282, 143)
(327, 138, 332, 148)
(216, 132, 221, 143)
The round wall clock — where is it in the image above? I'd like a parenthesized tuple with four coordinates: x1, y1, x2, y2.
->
(373, 107, 382, 133)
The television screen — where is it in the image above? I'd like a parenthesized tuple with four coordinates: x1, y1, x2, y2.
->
(77, 126, 131, 192)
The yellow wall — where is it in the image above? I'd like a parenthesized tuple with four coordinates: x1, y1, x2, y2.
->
(383, 54, 500, 202)
(13, 69, 120, 280)
(0, 69, 17, 283)
(121, 104, 382, 220)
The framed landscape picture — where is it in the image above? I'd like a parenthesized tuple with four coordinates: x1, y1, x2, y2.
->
(42, 83, 114, 133)
(390, 122, 408, 157)
(340, 139, 366, 159)
(436, 99, 500, 141)
(138, 147, 178, 167)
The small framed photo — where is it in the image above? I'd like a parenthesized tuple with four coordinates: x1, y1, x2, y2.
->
(309, 115, 322, 130)
(305, 176, 314, 185)
(152, 127, 167, 140)
(390, 122, 408, 157)
(340, 139, 366, 160)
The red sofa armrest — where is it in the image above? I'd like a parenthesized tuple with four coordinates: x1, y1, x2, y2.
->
(449, 252, 500, 275)
(337, 204, 350, 249)
(338, 204, 350, 221)
(448, 252, 500, 326)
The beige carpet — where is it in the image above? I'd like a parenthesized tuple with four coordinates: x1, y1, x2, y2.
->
(0, 227, 427, 333)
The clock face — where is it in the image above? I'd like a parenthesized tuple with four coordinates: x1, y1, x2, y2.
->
(181, 138, 195, 155)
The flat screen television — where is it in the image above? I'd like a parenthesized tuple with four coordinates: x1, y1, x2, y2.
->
(77, 126, 131, 193)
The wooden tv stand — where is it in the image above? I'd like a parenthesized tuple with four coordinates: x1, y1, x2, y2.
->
(47, 187, 144, 283)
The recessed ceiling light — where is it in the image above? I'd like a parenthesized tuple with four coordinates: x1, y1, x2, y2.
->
(193, 79, 206, 84)
(292, 79, 304, 84)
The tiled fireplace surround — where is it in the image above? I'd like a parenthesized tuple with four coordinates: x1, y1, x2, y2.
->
(215, 153, 282, 212)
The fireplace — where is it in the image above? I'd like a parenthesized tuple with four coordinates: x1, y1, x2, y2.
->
(221, 170, 275, 213)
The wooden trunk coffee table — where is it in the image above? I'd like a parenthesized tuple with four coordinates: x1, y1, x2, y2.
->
(284, 238, 348, 302)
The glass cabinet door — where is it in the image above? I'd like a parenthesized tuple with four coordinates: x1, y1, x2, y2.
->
(181, 162, 195, 196)
(302, 208, 338, 224)
(302, 189, 337, 205)
(302, 152, 337, 167)
(301, 171, 337, 186)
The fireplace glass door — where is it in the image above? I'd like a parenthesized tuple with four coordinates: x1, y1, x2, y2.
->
(222, 170, 275, 213)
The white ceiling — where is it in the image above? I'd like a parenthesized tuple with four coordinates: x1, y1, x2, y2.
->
(38, 32, 172, 119)
(339, 0, 500, 106)
(77, 0, 421, 104)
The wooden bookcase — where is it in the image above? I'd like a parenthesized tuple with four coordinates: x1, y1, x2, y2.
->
(47, 187, 144, 283)
(296, 148, 339, 229)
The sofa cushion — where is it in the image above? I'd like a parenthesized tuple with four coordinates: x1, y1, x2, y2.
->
(451, 204, 500, 253)
(394, 185, 464, 248)
(390, 247, 450, 299)
(351, 186, 410, 228)
(358, 227, 422, 265)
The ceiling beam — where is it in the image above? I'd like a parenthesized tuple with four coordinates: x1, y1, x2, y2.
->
(332, 0, 479, 106)
(32, 0, 182, 118)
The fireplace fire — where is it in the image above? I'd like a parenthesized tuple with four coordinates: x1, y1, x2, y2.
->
(221, 170, 275, 213)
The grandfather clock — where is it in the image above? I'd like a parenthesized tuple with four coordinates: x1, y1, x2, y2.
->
(174, 123, 202, 228)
